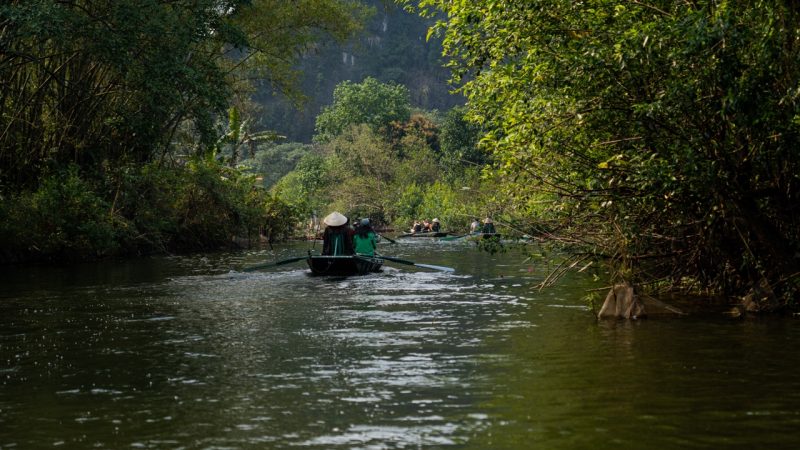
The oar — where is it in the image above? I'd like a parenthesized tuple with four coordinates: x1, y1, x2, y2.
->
(242, 255, 307, 272)
(378, 234, 397, 244)
(378, 254, 455, 273)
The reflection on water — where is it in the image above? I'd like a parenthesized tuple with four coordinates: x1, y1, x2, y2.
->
(1, 242, 799, 449)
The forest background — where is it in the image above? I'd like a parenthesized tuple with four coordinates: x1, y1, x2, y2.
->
(0, 0, 485, 260)
(1, 1, 798, 310)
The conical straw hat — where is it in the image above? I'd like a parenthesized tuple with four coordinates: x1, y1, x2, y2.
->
(323, 211, 347, 226)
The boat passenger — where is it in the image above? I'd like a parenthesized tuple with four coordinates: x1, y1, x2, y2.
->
(411, 221, 423, 233)
(322, 211, 354, 256)
(469, 218, 480, 234)
(353, 218, 378, 256)
(482, 218, 496, 234)
(422, 220, 432, 232)
(430, 218, 441, 232)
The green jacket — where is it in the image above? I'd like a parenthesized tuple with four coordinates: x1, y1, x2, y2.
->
(353, 231, 377, 256)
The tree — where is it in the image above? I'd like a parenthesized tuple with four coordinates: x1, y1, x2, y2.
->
(0, 0, 369, 260)
(0, 0, 368, 189)
(271, 151, 330, 217)
(244, 142, 312, 188)
(216, 106, 282, 166)
(438, 106, 485, 175)
(413, 1, 800, 306)
(314, 77, 411, 142)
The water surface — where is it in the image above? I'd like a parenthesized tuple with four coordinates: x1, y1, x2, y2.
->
(1, 240, 798, 448)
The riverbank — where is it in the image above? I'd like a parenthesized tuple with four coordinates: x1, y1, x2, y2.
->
(0, 160, 297, 265)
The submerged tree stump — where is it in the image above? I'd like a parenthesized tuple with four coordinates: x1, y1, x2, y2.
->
(597, 283, 685, 319)
(741, 277, 780, 313)
(598, 284, 643, 319)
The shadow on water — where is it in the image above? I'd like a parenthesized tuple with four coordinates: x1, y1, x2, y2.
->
(1, 241, 799, 448)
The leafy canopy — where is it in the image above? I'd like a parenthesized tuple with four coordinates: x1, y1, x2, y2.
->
(314, 77, 412, 143)
(0, 0, 368, 188)
(411, 0, 800, 302)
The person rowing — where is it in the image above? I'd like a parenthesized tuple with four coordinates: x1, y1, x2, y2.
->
(482, 217, 496, 234)
(353, 218, 378, 256)
(321, 211, 354, 256)
(470, 218, 481, 234)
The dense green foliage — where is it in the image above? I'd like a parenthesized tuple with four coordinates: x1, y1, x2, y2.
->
(412, 1, 800, 306)
(270, 78, 491, 233)
(243, 142, 313, 188)
(438, 106, 487, 178)
(0, 159, 298, 261)
(0, 0, 366, 261)
(314, 77, 411, 142)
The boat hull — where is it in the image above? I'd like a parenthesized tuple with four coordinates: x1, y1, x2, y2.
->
(307, 255, 383, 276)
(397, 231, 449, 238)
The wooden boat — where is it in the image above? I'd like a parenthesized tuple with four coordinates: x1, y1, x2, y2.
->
(306, 254, 383, 276)
(396, 231, 450, 238)
(439, 232, 503, 242)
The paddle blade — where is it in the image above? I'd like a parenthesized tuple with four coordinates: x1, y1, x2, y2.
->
(378, 254, 454, 272)
(377, 255, 414, 265)
(243, 255, 307, 272)
(377, 234, 397, 244)
(414, 263, 455, 273)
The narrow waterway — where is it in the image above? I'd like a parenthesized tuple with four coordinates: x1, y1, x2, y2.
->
(1, 240, 799, 449)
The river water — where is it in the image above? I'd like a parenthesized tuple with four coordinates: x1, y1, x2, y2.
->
(1, 240, 799, 449)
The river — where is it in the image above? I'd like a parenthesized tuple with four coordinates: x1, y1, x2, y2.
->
(1, 239, 799, 449)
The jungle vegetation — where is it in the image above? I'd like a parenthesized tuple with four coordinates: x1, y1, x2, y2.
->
(0, 0, 369, 261)
(404, 0, 800, 309)
(246, 77, 495, 235)
(3, 0, 798, 311)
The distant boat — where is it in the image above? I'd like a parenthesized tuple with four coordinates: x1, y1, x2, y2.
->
(396, 231, 450, 238)
(306, 254, 383, 276)
(439, 232, 503, 242)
